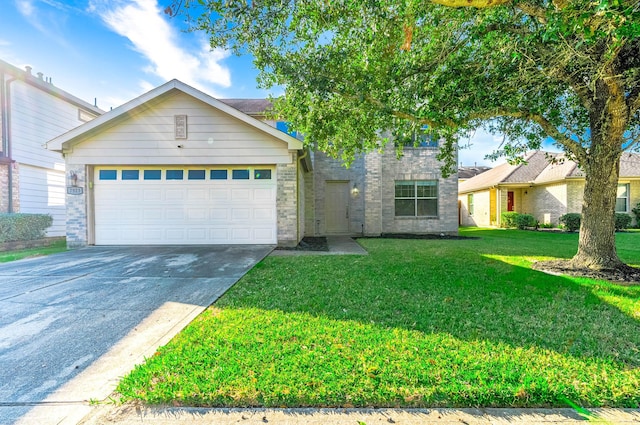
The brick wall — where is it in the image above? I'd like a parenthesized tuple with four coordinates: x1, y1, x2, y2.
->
(277, 155, 300, 247)
(376, 145, 458, 235)
(309, 151, 366, 235)
(0, 162, 20, 213)
(64, 165, 88, 247)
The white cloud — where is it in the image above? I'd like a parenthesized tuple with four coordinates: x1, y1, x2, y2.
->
(14, 0, 74, 50)
(89, 0, 231, 94)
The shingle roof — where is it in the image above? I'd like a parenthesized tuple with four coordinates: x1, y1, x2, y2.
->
(459, 150, 640, 194)
(458, 166, 492, 179)
(219, 99, 273, 116)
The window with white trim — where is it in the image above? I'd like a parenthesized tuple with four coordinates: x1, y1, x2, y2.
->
(616, 183, 630, 212)
(468, 194, 474, 216)
(395, 180, 438, 217)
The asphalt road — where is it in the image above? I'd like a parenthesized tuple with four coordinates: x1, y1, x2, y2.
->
(0, 245, 272, 425)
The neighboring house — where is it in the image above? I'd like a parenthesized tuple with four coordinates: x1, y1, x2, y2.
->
(46, 79, 458, 247)
(0, 59, 102, 236)
(458, 150, 640, 228)
(458, 165, 491, 182)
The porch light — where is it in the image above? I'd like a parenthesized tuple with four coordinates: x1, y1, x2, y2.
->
(352, 182, 360, 196)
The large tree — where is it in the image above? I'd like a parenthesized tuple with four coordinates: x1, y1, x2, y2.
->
(171, 0, 640, 273)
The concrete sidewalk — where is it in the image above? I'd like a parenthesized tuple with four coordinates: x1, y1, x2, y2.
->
(79, 405, 640, 424)
(270, 236, 368, 256)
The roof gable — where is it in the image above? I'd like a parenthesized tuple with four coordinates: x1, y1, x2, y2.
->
(46, 79, 302, 152)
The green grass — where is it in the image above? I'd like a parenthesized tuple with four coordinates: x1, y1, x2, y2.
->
(117, 228, 640, 408)
(0, 239, 67, 263)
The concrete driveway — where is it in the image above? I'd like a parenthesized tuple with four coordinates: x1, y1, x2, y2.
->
(0, 245, 273, 425)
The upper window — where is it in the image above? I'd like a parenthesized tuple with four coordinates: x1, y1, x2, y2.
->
(99, 170, 117, 180)
(166, 170, 184, 180)
(616, 183, 630, 212)
(210, 170, 228, 180)
(188, 170, 206, 180)
(122, 170, 139, 180)
(395, 180, 438, 217)
(232, 169, 250, 180)
(254, 169, 272, 180)
(144, 170, 162, 180)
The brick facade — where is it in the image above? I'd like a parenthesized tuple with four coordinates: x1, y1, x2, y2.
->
(276, 154, 300, 247)
(64, 165, 88, 247)
(0, 162, 20, 213)
(307, 144, 459, 236)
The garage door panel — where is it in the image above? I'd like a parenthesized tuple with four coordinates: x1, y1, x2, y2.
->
(94, 167, 277, 245)
(143, 189, 162, 201)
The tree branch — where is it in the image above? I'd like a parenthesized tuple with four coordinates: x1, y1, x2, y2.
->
(471, 109, 588, 161)
(429, 0, 512, 7)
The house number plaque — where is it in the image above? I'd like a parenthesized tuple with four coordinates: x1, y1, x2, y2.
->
(67, 187, 84, 195)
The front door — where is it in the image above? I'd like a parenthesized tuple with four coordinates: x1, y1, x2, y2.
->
(325, 181, 350, 234)
(507, 191, 515, 212)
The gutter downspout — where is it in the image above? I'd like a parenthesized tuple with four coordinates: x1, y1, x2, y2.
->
(3, 75, 17, 213)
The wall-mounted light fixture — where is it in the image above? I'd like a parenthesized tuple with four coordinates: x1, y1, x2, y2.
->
(69, 172, 78, 187)
(351, 182, 360, 196)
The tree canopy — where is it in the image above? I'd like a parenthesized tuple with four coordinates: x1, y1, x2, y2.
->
(174, 0, 640, 272)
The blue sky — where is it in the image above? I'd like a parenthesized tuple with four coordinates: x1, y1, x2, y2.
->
(0, 0, 531, 166)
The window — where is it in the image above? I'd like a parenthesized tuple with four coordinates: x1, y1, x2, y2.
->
(468, 194, 474, 216)
(232, 169, 250, 180)
(210, 170, 228, 180)
(121, 170, 139, 180)
(166, 170, 184, 180)
(254, 169, 272, 180)
(99, 170, 117, 180)
(144, 170, 161, 180)
(401, 126, 438, 148)
(616, 183, 630, 212)
(395, 180, 438, 217)
(188, 170, 206, 180)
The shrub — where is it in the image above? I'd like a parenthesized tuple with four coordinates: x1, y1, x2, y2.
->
(614, 213, 632, 231)
(500, 212, 519, 228)
(0, 213, 53, 243)
(515, 213, 537, 230)
(632, 202, 640, 228)
(559, 213, 581, 232)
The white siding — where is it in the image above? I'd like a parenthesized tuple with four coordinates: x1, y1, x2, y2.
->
(18, 164, 66, 236)
(10, 80, 90, 169)
(68, 92, 293, 165)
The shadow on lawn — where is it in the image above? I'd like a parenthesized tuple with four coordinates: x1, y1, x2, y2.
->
(233, 239, 640, 368)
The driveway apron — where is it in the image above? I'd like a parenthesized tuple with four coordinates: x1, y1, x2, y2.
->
(0, 245, 272, 425)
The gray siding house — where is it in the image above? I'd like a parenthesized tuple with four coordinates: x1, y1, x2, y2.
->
(47, 79, 458, 247)
(1, 59, 102, 236)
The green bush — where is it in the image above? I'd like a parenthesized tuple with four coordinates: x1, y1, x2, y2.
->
(0, 213, 53, 243)
(614, 213, 632, 231)
(559, 213, 581, 232)
(500, 212, 519, 228)
(632, 202, 640, 228)
(515, 213, 537, 229)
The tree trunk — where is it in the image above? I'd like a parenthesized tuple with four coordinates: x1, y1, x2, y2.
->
(569, 74, 628, 271)
(570, 150, 624, 270)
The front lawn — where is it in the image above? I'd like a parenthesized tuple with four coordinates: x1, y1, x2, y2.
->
(117, 228, 640, 408)
(0, 239, 67, 263)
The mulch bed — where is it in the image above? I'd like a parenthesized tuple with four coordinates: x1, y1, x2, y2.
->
(532, 260, 640, 285)
(275, 237, 329, 251)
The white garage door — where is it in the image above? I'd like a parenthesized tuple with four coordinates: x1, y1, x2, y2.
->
(94, 166, 277, 245)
